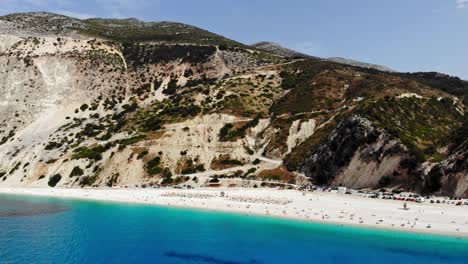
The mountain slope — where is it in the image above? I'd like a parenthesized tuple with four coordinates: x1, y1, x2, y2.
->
(0, 12, 466, 197)
(251, 42, 312, 59)
(0, 12, 243, 46)
(251, 41, 395, 72)
(327, 57, 395, 72)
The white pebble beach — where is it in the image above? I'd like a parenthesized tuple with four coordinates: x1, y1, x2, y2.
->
(1, 187, 467, 237)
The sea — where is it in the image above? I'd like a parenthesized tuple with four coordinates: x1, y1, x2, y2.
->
(0, 193, 467, 264)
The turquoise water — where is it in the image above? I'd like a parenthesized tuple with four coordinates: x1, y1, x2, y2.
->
(0, 194, 467, 264)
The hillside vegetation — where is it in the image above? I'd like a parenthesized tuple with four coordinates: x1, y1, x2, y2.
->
(0, 12, 466, 197)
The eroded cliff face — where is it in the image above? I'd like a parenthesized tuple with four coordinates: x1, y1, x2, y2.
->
(424, 143, 468, 197)
(300, 116, 409, 187)
(300, 116, 468, 197)
(0, 35, 126, 185)
(0, 22, 286, 188)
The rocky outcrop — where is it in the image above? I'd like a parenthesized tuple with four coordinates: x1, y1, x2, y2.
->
(286, 119, 316, 154)
(300, 116, 408, 188)
(424, 142, 468, 197)
(299, 115, 468, 197)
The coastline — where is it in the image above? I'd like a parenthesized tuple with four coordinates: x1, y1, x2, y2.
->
(1, 187, 467, 238)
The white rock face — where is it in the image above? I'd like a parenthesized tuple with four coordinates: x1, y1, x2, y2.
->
(397, 93, 423, 99)
(243, 118, 271, 155)
(0, 34, 22, 52)
(453, 173, 468, 197)
(334, 155, 402, 189)
(0, 34, 127, 186)
(154, 114, 249, 166)
(0, 28, 284, 187)
(146, 114, 272, 170)
(286, 119, 316, 154)
(67, 113, 279, 187)
(329, 132, 406, 189)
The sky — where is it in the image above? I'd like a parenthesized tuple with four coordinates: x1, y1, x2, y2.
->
(0, 0, 467, 79)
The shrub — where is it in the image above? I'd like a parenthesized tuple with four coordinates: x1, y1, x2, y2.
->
(45, 141, 62, 150)
(234, 170, 243, 177)
(137, 150, 149, 160)
(173, 176, 186, 185)
(162, 168, 172, 178)
(146, 157, 162, 175)
(219, 123, 233, 140)
(244, 168, 257, 177)
(211, 155, 244, 170)
(195, 164, 205, 172)
(73, 146, 105, 161)
(142, 116, 162, 131)
(121, 136, 146, 145)
(80, 175, 97, 186)
(220, 159, 242, 166)
(181, 168, 196, 175)
(163, 79, 179, 95)
(181, 163, 205, 175)
(160, 103, 201, 118)
(70, 166, 84, 177)
(48, 174, 62, 187)
(219, 117, 260, 142)
(161, 176, 173, 185)
(80, 104, 89, 111)
(9, 163, 21, 174)
(77, 123, 105, 138)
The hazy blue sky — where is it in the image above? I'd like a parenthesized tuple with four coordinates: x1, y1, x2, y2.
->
(0, 0, 467, 79)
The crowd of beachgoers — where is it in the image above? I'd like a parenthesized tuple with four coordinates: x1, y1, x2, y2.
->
(129, 182, 468, 207)
(311, 186, 468, 206)
(1, 186, 467, 237)
(161, 191, 292, 205)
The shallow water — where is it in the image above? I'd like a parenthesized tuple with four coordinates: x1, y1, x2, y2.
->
(0, 194, 467, 264)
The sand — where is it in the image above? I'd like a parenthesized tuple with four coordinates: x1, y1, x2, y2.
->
(0, 187, 467, 237)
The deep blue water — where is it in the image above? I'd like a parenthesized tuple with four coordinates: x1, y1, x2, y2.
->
(0, 194, 467, 264)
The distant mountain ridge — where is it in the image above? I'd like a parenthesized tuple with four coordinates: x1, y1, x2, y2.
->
(251, 41, 395, 72)
(251, 41, 314, 59)
(0, 12, 243, 46)
(327, 57, 395, 72)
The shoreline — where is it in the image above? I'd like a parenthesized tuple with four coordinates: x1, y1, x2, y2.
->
(1, 187, 467, 238)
